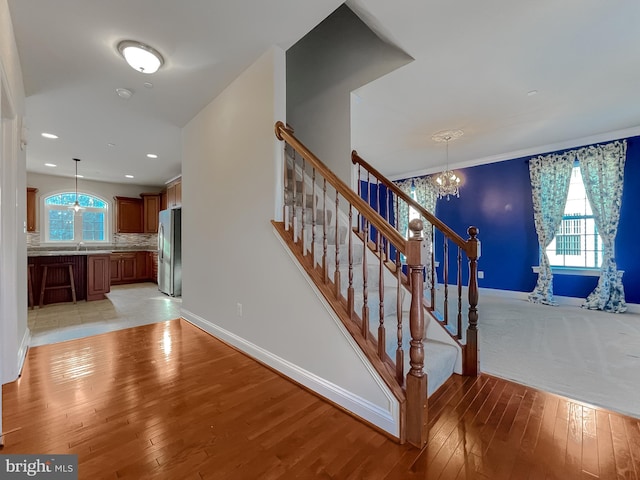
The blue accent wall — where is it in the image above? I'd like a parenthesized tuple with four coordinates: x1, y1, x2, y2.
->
(405, 135, 640, 304)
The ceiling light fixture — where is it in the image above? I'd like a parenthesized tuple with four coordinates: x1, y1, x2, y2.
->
(432, 129, 464, 200)
(70, 158, 83, 213)
(45, 163, 57, 167)
(146, 153, 158, 159)
(125, 174, 134, 179)
(116, 87, 133, 99)
(41, 133, 59, 139)
(117, 40, 164, 74)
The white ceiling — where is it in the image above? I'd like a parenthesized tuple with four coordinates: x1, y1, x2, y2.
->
(8, 0, 343, 186)
(348, 0, 640, 179)
(9, 0, 640, 186)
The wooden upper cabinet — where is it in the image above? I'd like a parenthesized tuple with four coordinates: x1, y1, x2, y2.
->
(166, 184, 176, 209)
(165, 176, 182, 209)
(141, 193, 161, 233)
(160, 190, 168, 211)
(26, 187, 38, 232)
(114, 196, 143, 233)
(175, 181, 182, 207)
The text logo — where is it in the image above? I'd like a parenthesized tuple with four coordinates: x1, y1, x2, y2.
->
(0, 455, 77, 479)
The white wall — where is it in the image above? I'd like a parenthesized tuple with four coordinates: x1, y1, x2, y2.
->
(0, 0, 27, 444)
(287, 5, 412, 184)
(27, 172, 162, 237)
(181, 46, 400, 436)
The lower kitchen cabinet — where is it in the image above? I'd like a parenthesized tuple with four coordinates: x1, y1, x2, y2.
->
(111, 253, 137, 285)
(87, 254, 111, 301)
(111, 251, 156, 285)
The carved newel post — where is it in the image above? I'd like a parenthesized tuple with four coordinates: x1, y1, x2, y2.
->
(406, 218, 428, 448)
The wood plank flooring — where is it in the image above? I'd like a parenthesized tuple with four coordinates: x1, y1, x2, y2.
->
(2, 319, 638, 479)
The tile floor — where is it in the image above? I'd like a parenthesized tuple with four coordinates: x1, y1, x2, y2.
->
(28, 282, 182, 347)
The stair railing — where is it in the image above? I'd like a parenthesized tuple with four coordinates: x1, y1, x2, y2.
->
(275, 121, 428, 447)
(351, 151, 480, 376)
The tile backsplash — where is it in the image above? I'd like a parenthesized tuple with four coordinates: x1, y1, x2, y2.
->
(27, 232, 157, 249)
(113, 233, 157, 248)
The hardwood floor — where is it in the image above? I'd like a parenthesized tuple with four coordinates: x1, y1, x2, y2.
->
(2, 319, 638, 479)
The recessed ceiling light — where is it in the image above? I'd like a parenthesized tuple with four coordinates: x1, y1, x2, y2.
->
(41, 133, 59, 139)
(116, 87, 133, 100)
(117, 40, 164, 74)
(146, 153, 158, 159)
(143, 82, 153, 89)
(125, 175, 134, 179)
(75, 174, 84, 178)
(44, 163, 57, 167)
(107, 143, 116, 147)
(527, 90, 538, 96)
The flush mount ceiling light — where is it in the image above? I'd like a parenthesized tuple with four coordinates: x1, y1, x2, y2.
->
(117, 40, 164, 74)
(146, 153, 158, 159)
(41, 132, 59, 139)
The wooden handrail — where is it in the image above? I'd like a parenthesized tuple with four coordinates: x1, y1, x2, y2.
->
(276, 121, 407, 254)
(352, 150, 474, 255)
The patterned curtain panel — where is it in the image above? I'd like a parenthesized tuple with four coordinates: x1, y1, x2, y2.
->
(528, 152, 574, 305)
(577, 140, 627, 313)
(393, 179, 413, 238)
(415, 176, 437, 289)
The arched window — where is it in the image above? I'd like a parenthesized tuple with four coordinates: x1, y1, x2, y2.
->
(43, 193, 109, 243)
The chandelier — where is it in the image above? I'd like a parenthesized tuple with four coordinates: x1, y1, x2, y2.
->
(432, 129, 463, 200)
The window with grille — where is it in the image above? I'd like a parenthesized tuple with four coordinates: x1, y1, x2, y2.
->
(545, 166, 602, 268)
(44, 193, 109, 243)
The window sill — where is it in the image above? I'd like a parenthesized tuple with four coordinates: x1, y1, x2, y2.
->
(531, 266, 617, 277)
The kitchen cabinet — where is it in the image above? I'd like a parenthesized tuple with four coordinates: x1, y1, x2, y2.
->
(135, 251, 148, 280)
(111, 251, 156, 285)
(114, 196, 143, 233)
(110, 252, 137, 285)
(175, 181, 182, 207)
(166, 176, 182, 209)
(26, 187, 38, 232)
(141, 193, 161, 233)
(87, 254, 111, 301)
(160, 190, 167, 211)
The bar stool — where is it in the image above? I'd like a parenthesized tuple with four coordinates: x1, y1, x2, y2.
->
(27, 263, 35, 310)
(39, 263, 77, 308)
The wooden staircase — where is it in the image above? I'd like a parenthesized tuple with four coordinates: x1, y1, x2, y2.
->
(273, 121, 480, 447)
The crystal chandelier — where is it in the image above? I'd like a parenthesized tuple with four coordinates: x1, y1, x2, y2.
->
(432, 129, 463, 200)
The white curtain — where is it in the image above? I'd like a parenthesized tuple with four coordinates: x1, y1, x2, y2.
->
(393, 179, 413, 238)
(414, 176, 437, 289)
(528, 152, 574, 305)
(577, 141, 627, 313)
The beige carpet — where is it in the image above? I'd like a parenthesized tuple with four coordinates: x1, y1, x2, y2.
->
(478, 292, 640, 419)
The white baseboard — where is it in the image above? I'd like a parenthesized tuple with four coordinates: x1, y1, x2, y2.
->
(181, 309, 399, 437)
(17, 327, 30, 378)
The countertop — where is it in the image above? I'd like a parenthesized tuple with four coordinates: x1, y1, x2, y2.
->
(28, 247, 157, 257)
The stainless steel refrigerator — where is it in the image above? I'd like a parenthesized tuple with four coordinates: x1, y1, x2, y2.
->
(158, 208, 182, 297)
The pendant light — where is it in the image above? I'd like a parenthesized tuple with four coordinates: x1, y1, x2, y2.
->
(71, 158, 83, 213)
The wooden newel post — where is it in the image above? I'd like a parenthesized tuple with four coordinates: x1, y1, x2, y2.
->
(464, 226, 481, 376)
(405, 218, 428, 448)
